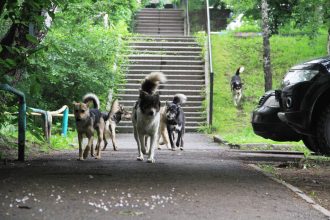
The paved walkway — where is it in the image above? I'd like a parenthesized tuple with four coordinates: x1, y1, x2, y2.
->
(0, 134, 327, 219)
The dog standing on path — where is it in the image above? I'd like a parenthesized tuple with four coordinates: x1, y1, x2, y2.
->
(165, 94, 187, 151)
(73, 93, 106, 160)
(231, 66, 244, 107)
(132, 72, 166, 163)
(102, 100, 131, 151)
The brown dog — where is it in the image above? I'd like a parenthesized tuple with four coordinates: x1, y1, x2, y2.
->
(73, 93, 106, 160)
(102, 99, 131, 151)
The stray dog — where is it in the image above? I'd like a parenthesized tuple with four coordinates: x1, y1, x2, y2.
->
(132, 72, 166, 163)
(73, 93, 106, 160)
(231, 66, 244, 106)
(165, 94, 187, 151)
(101, 99, 131, 151)
(157, 106, 170, 150)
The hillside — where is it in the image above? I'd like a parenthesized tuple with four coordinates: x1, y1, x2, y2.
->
(211, 33, 328, 144)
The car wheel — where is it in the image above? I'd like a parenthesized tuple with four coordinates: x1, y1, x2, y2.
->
(316, 104, 330, 155)
(302, 135, 320, 153)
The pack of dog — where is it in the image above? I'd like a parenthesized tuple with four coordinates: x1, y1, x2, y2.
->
(231, 66, 244, 107)
(101, 100, 131, 151)
(161, 94, 187, 151)
(132, 72, 166, 163)
(73, 93, 106, 160)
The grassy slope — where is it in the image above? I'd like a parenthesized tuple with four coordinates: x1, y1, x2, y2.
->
(211, 33, 328, 144)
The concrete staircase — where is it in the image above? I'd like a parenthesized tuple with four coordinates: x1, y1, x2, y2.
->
(117, 8, 206, 133)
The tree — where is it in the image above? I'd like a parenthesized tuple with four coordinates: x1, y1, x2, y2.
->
(0, 0, 64, 83)
(261, 0, 272, 91)
(223, 0, 278, 91)
(292, 0, 330, 55)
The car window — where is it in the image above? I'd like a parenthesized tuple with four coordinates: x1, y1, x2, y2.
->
(282, 69, 319, 87)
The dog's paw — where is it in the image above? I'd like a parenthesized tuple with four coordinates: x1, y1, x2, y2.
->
(171, 148, 176, 151)
(147, 158, 155, 163)
(113, 146, 118, 151)
(94, 156, 101, 160)
(158, 146, 162, 150)
(180, 147, 184, 151)
(137, 156, 144, 161)
(77, 157, 84, 161)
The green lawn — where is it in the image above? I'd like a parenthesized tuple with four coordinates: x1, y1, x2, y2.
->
(211, 33, 328, 144)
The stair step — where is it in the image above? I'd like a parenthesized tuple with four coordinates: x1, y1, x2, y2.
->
(117, 94, 204, 101)
(119, 99, 203, 106)
(126, 79, 205, 85)
(135, 26, 184, 31)
(126, 55, 202, 61)
(127, 74, 204, 80)
(129, 59, 204, 65)
(139, 9, 184, 12)
(129, 46, 201, 52)
(136, 23, 184, 27)
(136, 32, 185, 36)
(118, 89, 202, 96)
(129, 42, 199, 47)
(126, 69, 204, 73)
(137, 16, 184, 20)
(123, 64, 204, 71)
(128, 36, 196, 42)
(120, 83, 204, 90)
(127, 50, 201, 56)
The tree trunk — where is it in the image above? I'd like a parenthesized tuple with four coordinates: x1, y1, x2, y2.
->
(261, 0, 272, 91)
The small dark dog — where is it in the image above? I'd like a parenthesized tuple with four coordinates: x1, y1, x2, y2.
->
(132, 71, 166, 163)
(165, 94, 187, 151)
(73, 93, 107, 160)
(101, 99, 131, 151)
(231, 66, 244, 106)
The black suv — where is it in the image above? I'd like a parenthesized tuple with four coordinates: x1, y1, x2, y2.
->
(252, 56, 330, 154)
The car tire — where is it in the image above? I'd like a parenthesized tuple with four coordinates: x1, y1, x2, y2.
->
(316, 104, 330, 155)
(302, 135, 320, 153)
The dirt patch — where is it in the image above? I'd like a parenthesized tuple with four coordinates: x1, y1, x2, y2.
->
(263, 160, 330, 211)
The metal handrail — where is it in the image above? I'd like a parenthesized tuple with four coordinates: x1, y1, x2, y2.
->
(0, 84, 26, 161)
(185, 0, 190, 36)
(206, 0, 214, 126)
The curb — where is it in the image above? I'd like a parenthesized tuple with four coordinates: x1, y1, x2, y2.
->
(213, 135, 298, 149)
(248, 164, 330, 218)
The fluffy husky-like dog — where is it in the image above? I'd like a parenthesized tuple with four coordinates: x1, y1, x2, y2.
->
(231, 66, 244, 107)
(132, 72, 166, 163)
(164, 94, 187, 151)
(73, 93, 106, 160)
(101, 99, 131, 151)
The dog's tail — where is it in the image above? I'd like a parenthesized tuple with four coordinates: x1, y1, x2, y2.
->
(141, 72, 167, 94)
(235, 66, 245, 76)
(83, 93, 100, 109)
(173, 93, 187, 105)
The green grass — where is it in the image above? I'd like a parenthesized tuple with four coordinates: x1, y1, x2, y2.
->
(210, 33, 328, 145)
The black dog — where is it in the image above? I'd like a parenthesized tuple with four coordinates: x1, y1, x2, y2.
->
(231, 66, 244, 106)
(165, 94, 187, 151)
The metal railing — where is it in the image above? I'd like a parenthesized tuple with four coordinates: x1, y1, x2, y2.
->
(0, 84, 26, 161)
(205, 0, 214, 126)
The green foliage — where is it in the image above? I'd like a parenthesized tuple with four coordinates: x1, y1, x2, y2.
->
(211, 33, 328, 144)
(0, 0, 140, 146)
(14, 0, 138, 110)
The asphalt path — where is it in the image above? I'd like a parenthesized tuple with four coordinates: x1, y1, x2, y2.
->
(0, 134, 327, 220)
